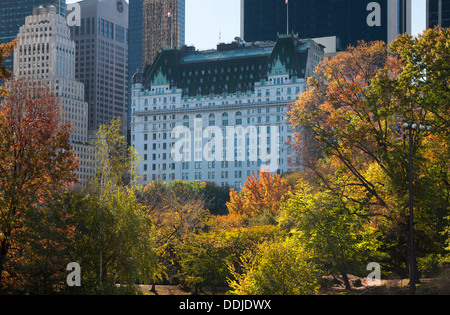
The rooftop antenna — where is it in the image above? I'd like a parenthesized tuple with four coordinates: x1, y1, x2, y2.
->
(286, 0, 289, 34)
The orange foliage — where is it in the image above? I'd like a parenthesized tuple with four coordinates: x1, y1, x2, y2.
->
(0, 77, 78, 287)
(0, 40, 17, 97)
(226, 170, 291, 218)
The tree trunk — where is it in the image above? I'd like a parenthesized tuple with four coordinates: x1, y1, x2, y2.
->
(150, 279, 156, 293)
(0, 230, 11, 286)
(99, 248, 103, 292)
(341, 272, 351, 290)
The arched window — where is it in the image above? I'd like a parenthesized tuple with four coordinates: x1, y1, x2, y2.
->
(222, 112, 229, 126)
(183, 115, 189, 128)
(209, 113, 215, 126)
(195, 114, 202, 128)
(235, 111, 242, 125)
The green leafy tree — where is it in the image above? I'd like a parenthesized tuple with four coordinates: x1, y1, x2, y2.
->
(389, 27, 450, 270)
(178, 224, 280, 293)
(72, 118, 158, 294)
(279, 182, 381, 289)
(137, 180, 211, 291)
(3, 190, 77, 294)
(228, 237, 320, 295)
(288, 33, 450, 278)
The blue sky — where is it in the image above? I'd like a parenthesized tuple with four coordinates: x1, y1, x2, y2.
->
(66, 0, 426, 50)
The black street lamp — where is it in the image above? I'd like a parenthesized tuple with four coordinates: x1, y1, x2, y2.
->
(402, 122, 432, 295)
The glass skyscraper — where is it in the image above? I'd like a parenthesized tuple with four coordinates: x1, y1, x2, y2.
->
(128, 0, 144, 142)
(0, 0, 66, 71)
(241, 0, 396, 50)
(428, 0, 450, 28)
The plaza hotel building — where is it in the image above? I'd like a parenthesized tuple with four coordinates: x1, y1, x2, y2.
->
(131, 35, 324, 189)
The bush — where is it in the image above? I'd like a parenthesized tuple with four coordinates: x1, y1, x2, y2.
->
(228, 237, 321, 295)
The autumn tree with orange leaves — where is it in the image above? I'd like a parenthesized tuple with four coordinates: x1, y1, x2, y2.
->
(226, 170, 291, 222)
(0, 41, 16, 97)
(0, 75, 78, 290)
(288, 30, 450, 278)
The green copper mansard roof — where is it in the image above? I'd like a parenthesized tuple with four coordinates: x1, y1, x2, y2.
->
(137, 35, 317, 97)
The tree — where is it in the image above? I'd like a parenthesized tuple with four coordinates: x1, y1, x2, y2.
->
(179, 223, 280, 293)
(389, 27, 450, 273)
(288, 41, 403, 213)
(0, 41, 16, 97)
(10, 190, 78, 294)
(389, 26, 450, 132)
(228, 237, 320, 295)
(226, 170, 291, 222)
(0, 78, 78, 290)
(201, 182, 230, 215)
(72, 118, 158, 294)
(137, 180, 210, 290)
(287, 33, 450, 278)
(279, 182, 381, 289)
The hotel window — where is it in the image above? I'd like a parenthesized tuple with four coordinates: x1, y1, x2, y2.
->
(183, 115, 190, 127)
(222, 112, 229, 126)
(235, 111, 242, 125)
(209, 113, 215, 126)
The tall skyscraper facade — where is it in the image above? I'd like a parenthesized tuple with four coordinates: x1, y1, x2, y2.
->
(241, 0, 412, 50)
(0, 0, 66, 71)
(142, 0, 185, 67)
(128, 0, 144, 142)
(13, 5, 93, 184)
(428, 0, 450, 28)
(69, 0, 129, 134)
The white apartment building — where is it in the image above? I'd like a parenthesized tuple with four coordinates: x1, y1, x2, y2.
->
(132, 35, 324, 189)
(14, 5, 94, 185)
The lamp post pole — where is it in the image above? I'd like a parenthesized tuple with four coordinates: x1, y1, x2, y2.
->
(403, 122, 432, 295)
(407, 125, 416, 295)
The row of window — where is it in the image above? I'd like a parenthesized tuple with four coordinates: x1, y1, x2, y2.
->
(70, 18, 128, 44)
(135, 86, 301, 105)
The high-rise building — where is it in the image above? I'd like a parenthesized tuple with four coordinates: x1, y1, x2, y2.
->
(142, 0, 185, 67)
(131, 35, 324, 188)
(241, 0, 412, 50)
(388, 0, 413, 42)
(128, 0, 144, 143)
(69, 0, 129, 134)
(427, 0, 450, 28)
(13, 5, 94, 184)
(0, 0, 66, 71)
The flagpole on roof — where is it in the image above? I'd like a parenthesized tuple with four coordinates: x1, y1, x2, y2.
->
(286, 0, 289, 35)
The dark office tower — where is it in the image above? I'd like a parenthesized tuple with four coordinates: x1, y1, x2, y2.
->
(0, 0, 66, 71)
(70, 0, 129, 134)
(241, 0, 410, 50)
(128, 0, 144, 142)
(142, 0, 185, 67)
(428, 0, 450, 28)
